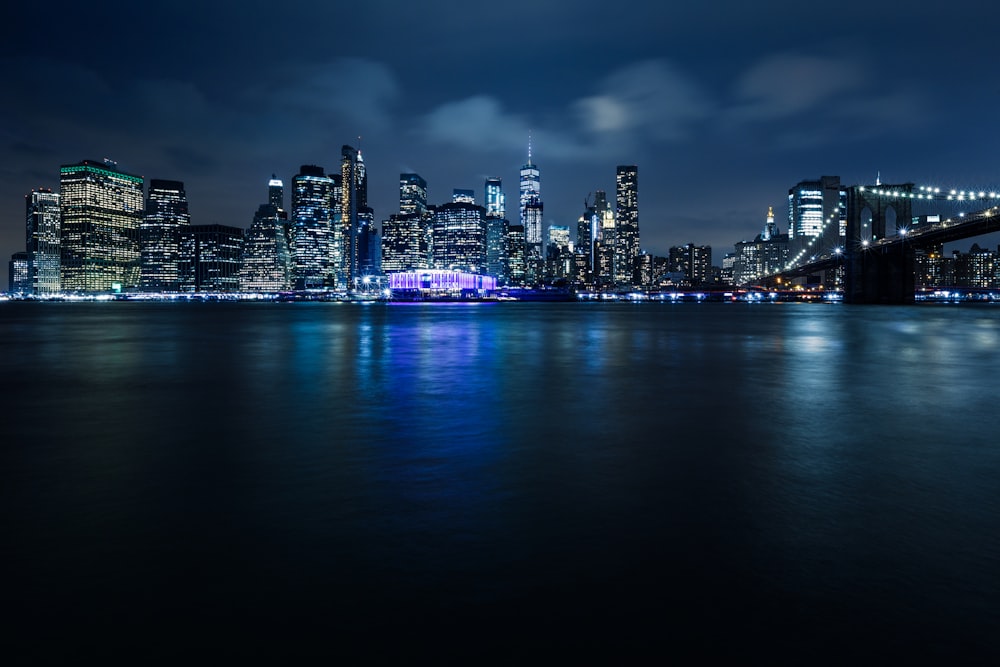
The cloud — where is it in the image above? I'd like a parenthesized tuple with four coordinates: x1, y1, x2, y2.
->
(575, 60, 712, 142)
(421, 96, 529, 152)
(729, 54, 862, 122)
(722, 52, 931, 148)
(270, 58, 399, 130)
(418, 59, 711, 161)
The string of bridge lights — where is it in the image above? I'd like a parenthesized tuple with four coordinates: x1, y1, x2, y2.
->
(860, 185, 1000, 202)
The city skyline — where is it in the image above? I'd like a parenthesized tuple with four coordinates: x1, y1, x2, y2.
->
(3, 1, 1000, 266)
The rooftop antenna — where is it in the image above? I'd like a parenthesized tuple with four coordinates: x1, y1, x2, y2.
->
(876, 170, 881, 186)
(527, 131, 533, 165)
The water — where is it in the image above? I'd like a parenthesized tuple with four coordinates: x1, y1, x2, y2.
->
(3, 301, 999, 661)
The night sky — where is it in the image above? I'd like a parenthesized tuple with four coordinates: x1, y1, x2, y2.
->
(3, 0, 999, 266)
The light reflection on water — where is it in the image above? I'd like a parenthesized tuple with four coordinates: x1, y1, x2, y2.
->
(2, 301, 999, 660)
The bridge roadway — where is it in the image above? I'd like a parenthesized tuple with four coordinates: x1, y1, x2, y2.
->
(766, 204, 1000, 303)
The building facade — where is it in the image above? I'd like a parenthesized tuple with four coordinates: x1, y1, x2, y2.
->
(25, 188, 61, 294)
(240, 203, 292, 292)
(60, 159, 144, 292)
(291, 165, 337, 289)
(615, 165, 639, 286)
(141, 179, 189, 292)
(179, 224, 244, 292)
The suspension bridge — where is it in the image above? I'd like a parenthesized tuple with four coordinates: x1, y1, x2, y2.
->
(765, 182, 1000, 304)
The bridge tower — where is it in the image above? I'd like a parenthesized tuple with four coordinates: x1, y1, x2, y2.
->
(844, 184, 915, 304)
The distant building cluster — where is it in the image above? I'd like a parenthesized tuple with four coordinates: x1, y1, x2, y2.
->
(8, 144, 661, 295)
(10, 155, 998, 297)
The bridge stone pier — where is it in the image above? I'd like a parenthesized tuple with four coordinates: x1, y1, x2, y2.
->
(844, 183, 916, 304)
(844, 241, 915, 304)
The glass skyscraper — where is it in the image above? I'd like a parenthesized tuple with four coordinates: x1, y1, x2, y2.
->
(25, 188, 61, 294)
(519, 140, 541, 259)
(615, 165, 639, 285)
(141, 179, 190, 292)
(432, 201, 486, 274)
(59, 159, 144, 292)
(400, 173, 427, 216)
(291, 165, 336, 289)
(240, 202, 292, 292)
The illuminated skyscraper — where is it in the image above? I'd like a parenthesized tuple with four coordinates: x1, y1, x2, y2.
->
(400, 173, 427, 215)
(25, 188, 61, 294)
(382, 213, 429, 273)
(519, 138, 541, 258)
(8, 252, 29, 293)
(240, 203, 292, 292)
(179, 224, 243, 292)
(291, 164, 336, 289)
(431, 201, 486, 273)
(268, 175, 285, 213)
(340, 145, 367, 287)
(788, 176, 845, 256)
(485, 177, 505, 218)
(60, 159, 144, 292)
(141, 179, 189, 292)
(615, 165, 639, 285)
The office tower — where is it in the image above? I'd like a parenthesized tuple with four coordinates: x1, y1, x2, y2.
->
(548, 225, 570, 255)
(485, 177, 505, 218)
(400, 173, 427, 215)
(787, 175, 845, 255)
(483, 176, 508, 282)
(9, 252, 29, 293)
(615, 165, 639, 285)
(356, 206, 379, 278)
(291, 164, 336, 289)
(762, 205, 777, 241)
(577, 196, 599, 275)
(506, 224, 526, 285)
(733, 209, 789, 285)
(340, 145, 367, 288)
(25, 188, 61, 294)
(269, 175, 285, 212)
(453, 189, 475, 204)
(382, 213, 429, 273)
(240, 203, 292, 292)
(431, 201, 486, 273)
(60, 159, 144, 292)
(547, 224, 571, 281)
(178, 224, 244, 292)
(524, 200, 544, 260)
(669, 243, 712, 286)
(485, 214, 509, 284)
(519, 138, 541, 253)
(140, 179, 190, 292)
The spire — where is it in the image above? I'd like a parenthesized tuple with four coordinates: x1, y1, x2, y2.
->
(527, 131, 533, 166)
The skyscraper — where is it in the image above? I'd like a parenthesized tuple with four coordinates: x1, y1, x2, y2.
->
(240, 203, 292, 292)
(400, 173, 427, 216)
(179, 224, 244, 292)
(485, 177, 505, 218)
(340, 145, 366, 287)
(25, 188, 61, 294)
(615, 165, 639, 285)
(291, 164, 336, 289)
(787, 175, 845, 256)
(60, 159, 144, 292)
(432, 201, 486, 273)
(268, 175, 285, 213)
(141, 179, 189, 292)
(519, 138, 541, 258)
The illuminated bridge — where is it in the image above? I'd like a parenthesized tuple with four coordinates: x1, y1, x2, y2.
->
(767, 182, 1000, 304)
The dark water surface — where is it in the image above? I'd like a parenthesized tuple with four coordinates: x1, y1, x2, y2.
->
(3, 301, 999, 661)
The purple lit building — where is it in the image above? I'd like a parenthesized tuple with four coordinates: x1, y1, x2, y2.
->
(388, 270, 496, 293)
